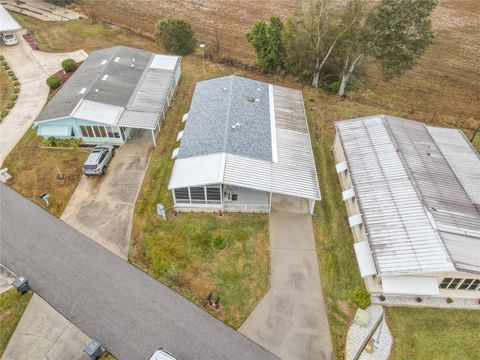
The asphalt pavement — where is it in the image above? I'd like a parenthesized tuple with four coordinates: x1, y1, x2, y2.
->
(0, 184, 278, 360)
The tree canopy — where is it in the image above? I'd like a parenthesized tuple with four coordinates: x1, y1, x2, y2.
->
(246, 17, 285, 73)
(155, 19, 196, 56)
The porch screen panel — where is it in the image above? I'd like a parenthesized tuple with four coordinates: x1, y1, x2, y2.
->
(190, 187, 206, 204)
(206, 186, 221, 204)
(174, 188, 190, 203)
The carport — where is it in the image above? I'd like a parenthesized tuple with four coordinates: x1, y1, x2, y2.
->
(0, 5, 22, 33)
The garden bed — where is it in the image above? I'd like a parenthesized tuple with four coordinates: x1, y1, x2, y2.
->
(0, 56, 20, 122)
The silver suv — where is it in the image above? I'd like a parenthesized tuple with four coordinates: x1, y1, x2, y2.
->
(83, 145, 115, 176)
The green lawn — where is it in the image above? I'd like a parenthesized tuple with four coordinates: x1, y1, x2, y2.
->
(0, 67, 14, 117)
(130, 59, 269, 329)
(1, 129, 89, 217)
(387, 307, 480, 360)
(0, 289, 32, 356)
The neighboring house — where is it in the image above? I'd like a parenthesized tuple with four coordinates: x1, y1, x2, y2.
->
(333, 115, 480, 299)
(33, 46, 181, 146)
(168, 75, 320, 214)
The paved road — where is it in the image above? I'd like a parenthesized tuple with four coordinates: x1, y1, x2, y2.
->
(0, 184, 278, 360)
(0, 35, 86, 164)
(240, 195, 334, 360)
(61, 130, 152, 259)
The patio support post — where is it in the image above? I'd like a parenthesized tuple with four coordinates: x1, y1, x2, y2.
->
(151, 129, 156, 147)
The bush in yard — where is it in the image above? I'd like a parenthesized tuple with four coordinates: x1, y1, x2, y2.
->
(7, 70, 13, 76)
(42, 137, 83, 148)
(352, 289, 370, 309)
(13, 81, 19, 86)
(155, 19, 196, 55)
(10, 94, 17, 101)
(46, 75, 61, 89)
(61, 59, 77, 72)
(13, 87, 19, 93)
(211, 235, 227, 250)
(1, 109, 9, 119)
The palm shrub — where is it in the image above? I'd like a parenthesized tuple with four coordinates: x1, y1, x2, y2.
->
(352, 289, 371, 309)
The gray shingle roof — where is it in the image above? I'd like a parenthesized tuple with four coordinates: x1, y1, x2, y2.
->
(36, 46, 153, 122)
(178, 75, 272, 161)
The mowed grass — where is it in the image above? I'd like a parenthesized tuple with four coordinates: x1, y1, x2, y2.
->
(0, 68, 13, 112)
(0, 289, 32, 356)
(386, 307, 480, 360)
(1, 129, 89, 217)
(130, 59, 269, 329)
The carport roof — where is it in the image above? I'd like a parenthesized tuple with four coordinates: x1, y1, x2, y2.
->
(35, 46, 181, 130)
(0, 5, 21, 32)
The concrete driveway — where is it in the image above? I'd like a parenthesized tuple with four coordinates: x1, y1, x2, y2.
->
(61, 130, 152, 259)
(240, 195, 334, 360)
(0, 34, 87, 164)
(1, 294, 91, 360)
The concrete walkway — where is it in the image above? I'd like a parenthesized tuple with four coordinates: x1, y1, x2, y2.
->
(0, 34, 87, 164)
(1, 184, 278, 360)
(240, 195, 334, 360)
(61, 130, 152, 259)
(1, 294, 91, 360)
(2, 0, 82, 22)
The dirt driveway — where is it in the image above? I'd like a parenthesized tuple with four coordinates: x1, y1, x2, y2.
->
(240, 195, 333, 360)
(61, 131, 152, 259)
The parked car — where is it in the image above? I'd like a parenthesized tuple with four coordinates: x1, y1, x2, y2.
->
(83, 145, 115, 176)
(148, 348, 181, 360)
(1, 32, 18, 46)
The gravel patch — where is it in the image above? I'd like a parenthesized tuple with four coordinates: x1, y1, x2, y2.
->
(372, 295, 479, 310)
(346, 305, 392, 360)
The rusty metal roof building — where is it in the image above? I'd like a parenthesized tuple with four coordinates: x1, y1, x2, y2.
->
(335, 115, 480, 275)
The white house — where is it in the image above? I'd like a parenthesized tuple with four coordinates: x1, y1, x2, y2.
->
(168, 75, 321, 213)
(333, 115, 480, 299)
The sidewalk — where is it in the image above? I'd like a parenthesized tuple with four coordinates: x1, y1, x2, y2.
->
(240, 195, 334, 360)
(0, 34, 87, 164)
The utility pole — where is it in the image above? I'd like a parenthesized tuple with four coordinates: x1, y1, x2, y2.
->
(199, 43, 206, 78)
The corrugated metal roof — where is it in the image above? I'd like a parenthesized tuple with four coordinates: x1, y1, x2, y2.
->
(74, 100, 123, 125)
(336, 116, 454, 274)
(427, 127, 480, 205)
(169, 78, 321, 201)
(117, 111, 159, 129)
(336, 115, 480, 275)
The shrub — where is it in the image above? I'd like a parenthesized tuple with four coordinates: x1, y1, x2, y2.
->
(13, 81, 19, 86)
(416, 297, 423, 303)
(0, 55, 4, 61)
(155, 19, 196, 55)
(3, 64, 9, 70)
(61, 59, 77, 72)
(10, 94, 17, 101)
(13, 87, 20, 93)
(211, 235, 227, 250)
(11, 75, 17, 81)
(7, 70, 14, 76)
(379, 295, 386, 302)
(46, 75, 61, 89)
(352, 289, 371, 309)
(446, 298, 453, 304)
(0, 109, 9, 119)
(7, 102, 14, 109)
(42, 137, 83, 148)
(328, 81, 340, 94)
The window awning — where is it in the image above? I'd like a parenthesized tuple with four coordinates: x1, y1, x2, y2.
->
(37, 125, 72, 137)
(382, 276, 439, 296)
(354, 241, 377, 277)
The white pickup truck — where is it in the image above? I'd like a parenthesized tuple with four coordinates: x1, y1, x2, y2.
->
(149, 348, 181, 360)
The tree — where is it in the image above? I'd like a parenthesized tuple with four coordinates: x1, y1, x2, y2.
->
(155, 19, 196, 55)
(284, 0, 362, 88)
(337, 0, 437, 96)
(246, 17, 285, 73)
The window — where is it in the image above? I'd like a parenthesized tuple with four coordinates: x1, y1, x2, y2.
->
(458, 279, 473, 290)
(468, 279, 480, 291)
(86, 126, 94, 138)
(447, 278, 462, 289)
(206, 187, 221, 203)
(99, 126, 107, 137)
(93, 126, 101, 137)
(190, 187, 205, 203)
(439, 278, 452, 289)
(80, 125, 89, 137)
(174, 188, 189, 203)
